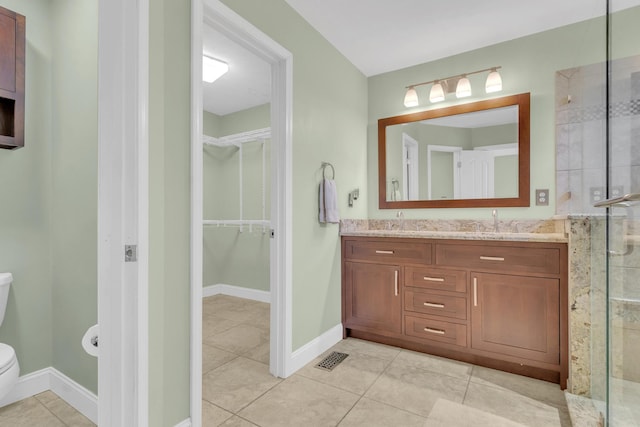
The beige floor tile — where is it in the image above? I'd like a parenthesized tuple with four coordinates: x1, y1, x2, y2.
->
(425, 398, 527, 427)
(0, 397, 65, 427)
(364, 364, 468, 417)
(203, 357, 281, 413)
(239, 375, 359, 427)
(203, 343, 238, 374)
(204, 296, 267, 323)
(203, 314, 241, 337)
(331, 338, 401, 362)
(395, 349, 472, 380)
(241, 341, 270, 365)
(470, 365, 566, 408)
(463, 382, 562, 427)
(202, 400, 233, 426)
(34, 391, 95, 427)
(296, 349, 389, 395)
(218, 415, 260, 426)
(205, 324, 269, 355)
(338, 397, 426, 427)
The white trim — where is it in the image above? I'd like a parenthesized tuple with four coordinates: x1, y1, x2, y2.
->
(193, 6, 293, 426)
(190, 0, 204, 426)
(286, 324, 343, 377)
(0, 368, 98, 425)
(174, 419, 192, 427)
(97, 0, 149, 425)
(203, 284, 271, 303)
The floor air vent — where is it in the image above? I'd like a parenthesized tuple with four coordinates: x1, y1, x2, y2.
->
(315, 351, 348, 371)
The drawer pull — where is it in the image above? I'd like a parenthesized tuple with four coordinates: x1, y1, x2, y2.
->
(473, 277, 478, 307)
(423, 302, 445, 308)
(424, 327, 446, 335)
(394, 270, 399, 296)
(423, 276, 445, 282)
(376, 250, 394, 254)
(480, 256, 505, 261)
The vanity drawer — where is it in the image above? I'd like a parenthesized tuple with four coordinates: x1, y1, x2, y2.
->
(405, 290, 467, 320)
(405, 315, 467, 348)
(344, 239, 432, 264)
(405, 267, 467, 293)
(435, 243, 560, 275)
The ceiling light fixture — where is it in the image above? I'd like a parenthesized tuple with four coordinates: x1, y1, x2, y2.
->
(403, 66, 502, 107)
(203, 56, 229, 83)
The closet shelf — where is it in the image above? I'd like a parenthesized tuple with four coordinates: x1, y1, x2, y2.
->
(203, 127, 271, 147)
(203, 219, 271, 233)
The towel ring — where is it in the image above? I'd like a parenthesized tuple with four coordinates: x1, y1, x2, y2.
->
(322, 162, 335, 180)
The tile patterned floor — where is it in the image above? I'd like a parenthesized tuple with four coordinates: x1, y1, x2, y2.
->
(0, 390, 94, 427)
(203, 295, 573, 427)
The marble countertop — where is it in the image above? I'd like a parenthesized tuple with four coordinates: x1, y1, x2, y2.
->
(340, 229, 568, 243)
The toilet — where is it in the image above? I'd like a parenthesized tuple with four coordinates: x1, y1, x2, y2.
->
(0, 273, 19, 401)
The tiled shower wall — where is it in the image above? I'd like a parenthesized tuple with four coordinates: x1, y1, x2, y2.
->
(556, 56, 640, 214)
(557, 56, 640, 401)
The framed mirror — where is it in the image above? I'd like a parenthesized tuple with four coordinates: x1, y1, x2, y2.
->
(378, 93, 530, 209)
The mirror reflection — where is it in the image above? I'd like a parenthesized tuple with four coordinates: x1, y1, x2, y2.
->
(378, 93, 530, 209)
(386, 106, 518, 202)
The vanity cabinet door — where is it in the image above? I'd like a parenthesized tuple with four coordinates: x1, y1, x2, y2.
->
(344, 261, 402, 335)
(470, 272, 560, 364)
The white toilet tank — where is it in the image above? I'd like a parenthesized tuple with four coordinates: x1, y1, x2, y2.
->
(0, 273, 12, 328)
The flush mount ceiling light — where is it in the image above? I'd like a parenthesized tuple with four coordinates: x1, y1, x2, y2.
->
(403, 66, 502, 107)
(203, 55, 229, 83)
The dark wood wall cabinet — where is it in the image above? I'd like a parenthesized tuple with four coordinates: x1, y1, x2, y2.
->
(0, 6, 25, 150)
(342, 236, 568, 388)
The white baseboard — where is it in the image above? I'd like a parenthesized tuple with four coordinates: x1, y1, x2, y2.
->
(286, 323, 343, 377)
(0, 367, 97, 424)
(204, 283, 270, 303)
(174, 418, 191, 427)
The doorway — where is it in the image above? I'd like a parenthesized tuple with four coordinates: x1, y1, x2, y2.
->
(190, 1, 293, 425)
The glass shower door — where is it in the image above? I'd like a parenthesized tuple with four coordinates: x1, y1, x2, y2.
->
(600, 3, 640, 423)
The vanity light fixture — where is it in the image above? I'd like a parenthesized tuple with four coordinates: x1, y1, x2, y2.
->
(455, 75, 472, 98)
(203, 55, 229, 83)
(403, 86, 419, 107)
(403, 66, 502, 107)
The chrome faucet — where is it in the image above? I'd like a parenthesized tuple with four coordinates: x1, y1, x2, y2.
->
(397, 211, 405, 231)
(492, 209, 499, 232)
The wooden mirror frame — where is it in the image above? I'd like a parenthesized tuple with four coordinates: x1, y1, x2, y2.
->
(378, 92, 530, 209)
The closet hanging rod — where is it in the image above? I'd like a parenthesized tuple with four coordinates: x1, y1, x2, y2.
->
(203, 219, 271, 226)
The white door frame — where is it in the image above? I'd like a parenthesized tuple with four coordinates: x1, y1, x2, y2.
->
(191, 1, 293, 425)
(401, 133, 419, 200)
(97, 0, 149, 425)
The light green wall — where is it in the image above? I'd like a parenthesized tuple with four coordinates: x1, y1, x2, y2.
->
(149, 0, 191, 424)
(368, 14, 609, 219)
(50, 0, 98, 394)
(203, 104, 271, 292)
(0, 0, 54, 379)
(0, 0, 98, 394)
(220, 0, 369, 350)
(203, 110, 222, 137)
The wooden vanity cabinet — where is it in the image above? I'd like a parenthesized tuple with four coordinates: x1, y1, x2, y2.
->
(341, 236, 568, 388)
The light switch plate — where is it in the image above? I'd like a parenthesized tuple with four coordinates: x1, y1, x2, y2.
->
(536, 189, 549, 206)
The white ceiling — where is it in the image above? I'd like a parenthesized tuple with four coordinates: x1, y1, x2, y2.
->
(204, 0, 640, 115)
(202, 24, 271, 116)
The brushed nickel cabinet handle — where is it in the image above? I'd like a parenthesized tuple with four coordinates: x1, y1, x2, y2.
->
(480, 256, 505, 261)
(423, 302, 445, 308)
(473, 277, 478, 307)
(424, 327, 445, 335)
(394, 270, 399, 296)
(423, 276, 445, 282)
(376, 250, 394, 254)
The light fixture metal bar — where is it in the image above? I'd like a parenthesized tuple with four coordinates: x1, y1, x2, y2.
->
(405, 66, 502, 89)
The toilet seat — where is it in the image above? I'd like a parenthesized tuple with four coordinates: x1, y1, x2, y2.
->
(0, 343, 17, 375)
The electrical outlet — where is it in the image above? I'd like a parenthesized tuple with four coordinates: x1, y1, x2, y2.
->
(590, 187, 605, 204)
(535, 189, 549, 206)
(611, 186, 624, 198)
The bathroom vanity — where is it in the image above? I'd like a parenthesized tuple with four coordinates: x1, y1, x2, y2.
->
(341, 233, 568, 388)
